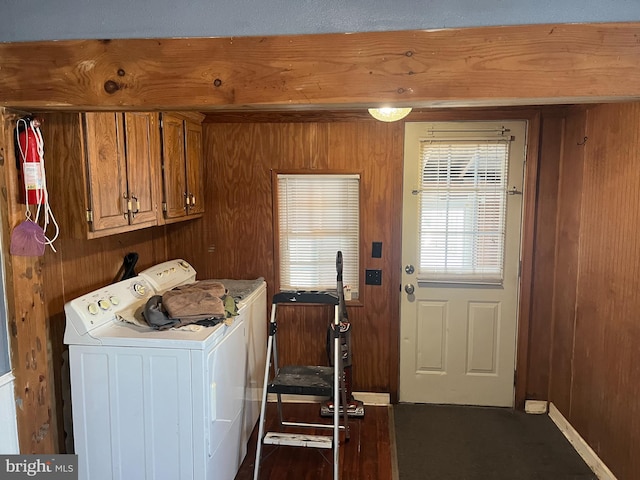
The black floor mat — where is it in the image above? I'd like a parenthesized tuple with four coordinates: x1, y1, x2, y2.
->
(393, 403, 597, 480)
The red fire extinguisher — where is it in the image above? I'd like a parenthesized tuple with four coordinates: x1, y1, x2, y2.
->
(16, 117, 46, 205)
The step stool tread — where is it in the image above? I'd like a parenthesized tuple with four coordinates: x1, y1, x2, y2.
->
(268, 365, 334, 396)
(264, 432, 333, 449)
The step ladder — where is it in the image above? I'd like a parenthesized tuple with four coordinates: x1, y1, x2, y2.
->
(253, 291, 349, 480)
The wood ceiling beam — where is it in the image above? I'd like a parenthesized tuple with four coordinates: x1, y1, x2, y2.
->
(0, 22, 639, 110)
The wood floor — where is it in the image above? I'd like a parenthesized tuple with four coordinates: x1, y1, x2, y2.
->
(236, 403, 396, 480)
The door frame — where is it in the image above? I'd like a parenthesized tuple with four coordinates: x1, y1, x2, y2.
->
(389, 108, 541, 408)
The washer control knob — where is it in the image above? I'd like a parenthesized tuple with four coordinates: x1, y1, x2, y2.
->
(132, 283, 146, 297)
(87, 303, 99, 315)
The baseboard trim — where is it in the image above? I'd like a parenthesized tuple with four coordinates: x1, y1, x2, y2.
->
(268, 391, 390, 405)
(548, 402, 618, 480)
(353, 392, 390, 405)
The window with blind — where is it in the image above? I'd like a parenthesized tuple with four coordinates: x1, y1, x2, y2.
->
(277, 174, 360, 297)
(418, 139, 510, 284)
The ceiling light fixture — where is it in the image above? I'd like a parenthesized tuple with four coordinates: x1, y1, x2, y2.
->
(368, 107, 412, 122)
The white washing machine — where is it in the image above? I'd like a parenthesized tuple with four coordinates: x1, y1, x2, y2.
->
(64, 259, 267, 480)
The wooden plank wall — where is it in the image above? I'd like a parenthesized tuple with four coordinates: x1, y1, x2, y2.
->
(536, 103, 640, 480)
(548, 107, 587, 414)
(570, 103, 640, 480)
(526, 111, 565, 399)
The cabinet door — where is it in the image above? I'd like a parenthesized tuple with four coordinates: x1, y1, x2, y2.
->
(84, 112, 129, 231)
(185, 119, 205, 215)
(161, 114, 188, 219)
(124, 112, 160, 226)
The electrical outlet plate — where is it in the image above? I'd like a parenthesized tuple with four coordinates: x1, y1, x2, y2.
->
(365, 269, 382, 285)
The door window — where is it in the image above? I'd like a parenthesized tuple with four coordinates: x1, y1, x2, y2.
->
(417, 139, 510, 284)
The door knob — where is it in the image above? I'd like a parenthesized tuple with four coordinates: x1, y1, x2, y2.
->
(405, 264, 415, 275)
(404, 284, 415, 295)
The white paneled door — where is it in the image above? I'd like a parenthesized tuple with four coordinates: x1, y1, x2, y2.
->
(400, 121, 526, 407)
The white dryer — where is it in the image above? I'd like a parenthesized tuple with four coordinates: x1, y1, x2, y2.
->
(64, 259, 266, 480)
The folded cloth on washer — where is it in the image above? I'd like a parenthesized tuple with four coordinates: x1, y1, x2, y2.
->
(143, 294, 227, 331)
(142, 280, 239, 330)
(163, 281, 226, 321)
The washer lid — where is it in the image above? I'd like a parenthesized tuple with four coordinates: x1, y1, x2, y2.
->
(83, 319, 228, 350)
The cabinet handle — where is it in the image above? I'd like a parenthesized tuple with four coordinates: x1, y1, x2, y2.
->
(184, 192, 190, 207)
(191, 194, 196, 206)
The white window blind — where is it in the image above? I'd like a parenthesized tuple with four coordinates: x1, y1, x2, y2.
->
(277, 174, 360, 297)
(418, 139, 510, 283)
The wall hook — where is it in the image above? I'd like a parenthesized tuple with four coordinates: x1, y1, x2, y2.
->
(577, 136, 588, 146)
